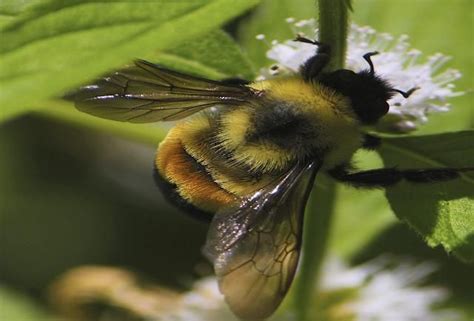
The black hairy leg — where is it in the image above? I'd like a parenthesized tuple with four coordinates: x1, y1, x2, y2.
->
(361, 133, 382, 150)
(294, 35, 331, 81)
(328, 165, 474, 188)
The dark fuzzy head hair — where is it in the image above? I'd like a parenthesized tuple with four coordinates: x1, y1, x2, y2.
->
(320, 69, 394, 124)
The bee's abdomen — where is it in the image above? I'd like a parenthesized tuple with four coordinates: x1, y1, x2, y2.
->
(153, 168, 213, 222)
(155, 123, 236, 215)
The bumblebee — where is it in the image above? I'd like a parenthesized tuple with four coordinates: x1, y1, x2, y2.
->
(69, 37, 472, 320)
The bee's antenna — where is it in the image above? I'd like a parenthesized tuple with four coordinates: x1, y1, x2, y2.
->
(391, 87, 419, 98)
(362, 51, 379, 76)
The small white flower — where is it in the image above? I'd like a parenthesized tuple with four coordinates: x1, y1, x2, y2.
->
(157, 257, 461, 321)
(257, 19, 463, 132)
(320, 256, 462, 321)
(50, 259, 461, 321)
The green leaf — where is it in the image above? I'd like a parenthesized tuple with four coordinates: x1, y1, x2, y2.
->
(378, 131, 474, 262)
(0, 0, 260, 122)
(0, 0, 42, 28)
(165, 29, 255, 79)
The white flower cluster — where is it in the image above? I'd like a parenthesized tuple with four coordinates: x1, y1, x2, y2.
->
(158, 257, 460, 321)
(257, 19, 463, 132)
(320, 257, 461, 321)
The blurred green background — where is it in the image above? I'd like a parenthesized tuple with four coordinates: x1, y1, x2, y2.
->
(1, 0, 473, 320)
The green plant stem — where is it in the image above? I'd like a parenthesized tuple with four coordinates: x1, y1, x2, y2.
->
(291, 180, 336, 321)
(289, 1, 351, 320)
(318, 0, 351, 70)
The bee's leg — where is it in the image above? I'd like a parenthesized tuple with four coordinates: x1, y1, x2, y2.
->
(294, 36, 330, 55)
(295, 36, 331, 80)
(300, 54, 330, 81)
(328, 165, 473, 188)
(361, 134, 382, 150)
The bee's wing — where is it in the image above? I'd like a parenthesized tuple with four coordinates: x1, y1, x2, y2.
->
(203, 161, 320, 320)
(66, 60, 254, 123)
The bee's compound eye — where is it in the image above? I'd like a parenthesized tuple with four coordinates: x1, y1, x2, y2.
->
(373, 98, 389, 118)
(377, 98, 389, 112)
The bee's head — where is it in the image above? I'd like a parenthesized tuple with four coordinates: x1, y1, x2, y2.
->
(320, 52, 416, 124)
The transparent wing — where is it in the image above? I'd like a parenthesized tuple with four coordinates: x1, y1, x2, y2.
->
(66, 60, 254, 123)
(203, 161, 319, 320)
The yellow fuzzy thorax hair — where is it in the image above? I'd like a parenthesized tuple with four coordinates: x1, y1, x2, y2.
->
(218, 77, 363, 171)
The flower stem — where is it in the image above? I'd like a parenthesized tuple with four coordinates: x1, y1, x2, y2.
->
(290, 180, 336, 321)
(289, 1, 351, 320)
(319, 0, 351, 71)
